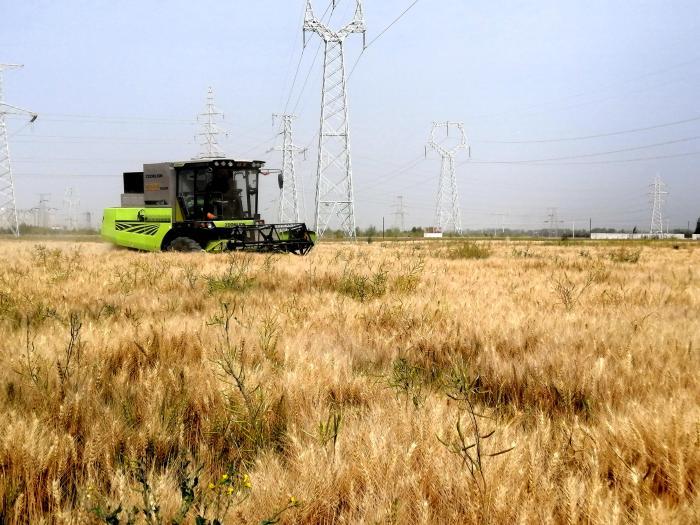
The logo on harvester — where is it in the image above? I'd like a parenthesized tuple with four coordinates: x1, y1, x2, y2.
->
(115, 222, 160, 236)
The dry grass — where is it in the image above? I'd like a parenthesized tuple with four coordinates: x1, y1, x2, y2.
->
(0, 239, 698, 524)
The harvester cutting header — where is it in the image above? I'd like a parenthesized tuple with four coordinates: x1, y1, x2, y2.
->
(101, 158, 316, 254)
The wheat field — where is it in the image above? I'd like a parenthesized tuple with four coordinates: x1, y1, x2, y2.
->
(0, 238, 698, 524)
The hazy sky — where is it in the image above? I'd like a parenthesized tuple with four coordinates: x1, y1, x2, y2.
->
(2, 0, 699, 231)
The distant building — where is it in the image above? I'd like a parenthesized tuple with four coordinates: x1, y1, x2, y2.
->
(695, 217, 700, 235)
(423, 226, 443, 239)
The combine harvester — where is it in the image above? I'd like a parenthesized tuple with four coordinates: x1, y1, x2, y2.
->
(102, 158, 315, 254)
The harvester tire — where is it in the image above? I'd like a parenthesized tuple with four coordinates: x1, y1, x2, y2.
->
(167, 237, 203, 252)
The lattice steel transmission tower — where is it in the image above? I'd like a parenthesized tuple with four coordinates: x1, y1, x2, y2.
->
(392, 195, 406, 231)
(16, 209, 34, 227)
(0, 64, 37, 236)
(546, 207, 560, 237)
(64, 187, 79, 230)
(197, 86, 225, 159)
(649, 175, 668, 235)
(304, 0, 366, 238)
(271, 114, 306, 223)
(427, 122, 468, 234)
(82, 212, 92, 230)
(36, 193, 53, 229)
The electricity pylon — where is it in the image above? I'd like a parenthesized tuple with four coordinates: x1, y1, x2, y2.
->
(304, 0, 366, 238)
(16, 209, 34, 227)
(0, 64, 37, 237)
(427, 122, 468, 235)
(392, 195, 406, 231)
(197, 86, 225, 159)
(271, 114, 306, 223)
(36, 193, 53, 229)
(64, 187, 79, 230)
(546, 207, 560, 237)
(649, 175, 667, 236)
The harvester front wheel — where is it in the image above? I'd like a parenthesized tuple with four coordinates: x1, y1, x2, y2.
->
(167, 237, 203, 252)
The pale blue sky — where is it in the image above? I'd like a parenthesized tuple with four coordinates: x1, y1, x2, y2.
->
(2, 0, 699, 230)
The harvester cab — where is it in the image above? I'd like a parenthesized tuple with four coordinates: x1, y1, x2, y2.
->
(101, 158, 315, 254)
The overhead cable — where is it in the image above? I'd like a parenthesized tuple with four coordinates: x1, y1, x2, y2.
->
(476, 115, 700, 144)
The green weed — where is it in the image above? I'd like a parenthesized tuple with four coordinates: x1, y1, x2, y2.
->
(337, 263, 388, 302)
(388, 357, 425, 409)
(608, 247, 642, 264)
(444, 242, 491, 260)
(207, 254, 255, 294)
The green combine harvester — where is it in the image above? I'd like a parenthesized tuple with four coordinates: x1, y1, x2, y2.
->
(101, 158, 315, 254)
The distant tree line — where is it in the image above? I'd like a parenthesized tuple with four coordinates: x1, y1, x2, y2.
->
(319, 223, 699, 240)
(0, 224, 99, 235)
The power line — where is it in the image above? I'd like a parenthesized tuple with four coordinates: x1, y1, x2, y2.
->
(347, 0, 421, 81)
(470, 149, 700, 166)
(463, 135, 700, 166)
(291, 39, 324, 114)
(14, 157, 147, 163)
(475, 115, 700, 144)
(360, 197, 654, 220)
(279, 0, 312, 112)
(7, 119, 35, 138)
(354, 154, 426, 194)
(40, 113, 195, 124)
(358, 192, 658, 220)
(354, 136, 455, 195)
(367, 0, 420, 49)
(18, 146, 700, 180)
(15, 172, 119, 179)
(354, 135, 700, 194)
(465, 55, 700, 124)
(354, 147, 700, 179)
(283, 50, 310, 115)
(237, 134, 279, 158)
(12, 135, 193, 144)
